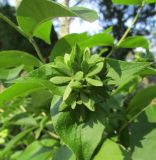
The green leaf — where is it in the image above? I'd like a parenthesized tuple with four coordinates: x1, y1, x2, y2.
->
(17, 0, 98, 43)
(94, 139, 130, 160)
(81, 61, 89, 74)
(130, 113, 156, 160)
(50, 33, 89, 61)
(79, 32, 114, 49)
(3, 128, 34, 155)
(113, 76, 140, 94)
(87, 62, 104, 77)
(0, 50, 42, 68)
(63, 84, 72, 101)
(24, 63, 54, 80)
(0, 65, 24, 80)
(53, 57, 72, 76)
(127, 85, 156, 120)
(0, 79, 62, 107)
(118, 36, 149, 50)
(50, 76, 71, 85)
(53, 146, 76, 160)
(106, 58, 150, 86)
(139, 67, 156, 76)
(52, 107, 106, 160)
(132, 129, 156, 160)
(50, 32, 114, 62)
(69, 81, 82, 89)
(86, 77, 103, 86)
(145, 104, 156, 123)
(74, 71, 84, 81)
(112, 0, 156, 5)
(33, 21, 52, 44)
(16, 140, 57, 160)
(70, 6, 98, 22)
(10, 113, 37, 126)
(80, 93, 95, 111)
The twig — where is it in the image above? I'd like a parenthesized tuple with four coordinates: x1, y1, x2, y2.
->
(107, 0, 146, 58)
(0, 13, 45, 63)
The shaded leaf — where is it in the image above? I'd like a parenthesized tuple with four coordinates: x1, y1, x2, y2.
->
(0, 65, 24, 80)
(130, 113, 156, 160)
(106, 58, 150, 86)
(52, 107, 106, 160)
(3, 128, 34, 155)
(127, 85, 156, 120)
(80, 93, 95, 111)
(16, 140, 57, 160)
(53, 146, 76, 160)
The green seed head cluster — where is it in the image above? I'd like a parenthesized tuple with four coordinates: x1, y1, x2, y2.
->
(50, 45, 110, 111)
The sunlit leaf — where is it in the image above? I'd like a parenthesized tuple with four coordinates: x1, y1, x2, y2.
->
(94, 139, 130, 160)
(0, 79, 62, 107)
(17, 0, 98, 43)
(112, 0, 156, 5)
(0, 51, 42, 68)
(118, 36, 149, 50)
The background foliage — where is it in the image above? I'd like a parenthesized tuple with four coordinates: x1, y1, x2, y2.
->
(0, 0, 156, 160)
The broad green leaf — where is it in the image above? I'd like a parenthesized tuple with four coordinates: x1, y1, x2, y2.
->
(10, 151, 23, 160)
(112, 0, 156, 5)
(70, 6, 98, 22)
(3, 128, 34, 155)
(0, 51, 42, 68)
(16, 140, 58, 160)
(145, 104, 156, 123)
(50, 32, 114, 62)
(106, 58, 150, 86)
(132, 128, 156, 160)
(23, 64, 54, 80)
(0, 79, 62, 107)
(17, 0, 98, 43)
(118, 36, 149, 50)
(0, 65, 24, 80)
(79, 32, 114, 49)
(53, 146, 76, 160)
(113, 76, 141, 94)
(30, 89, 53, 111)
(33, 20, 52, 44)
(86, 77, 103, 86)
(52, 107, 106, 160)
(50, 33, 89, 61)
(139, 67, 156, 76)
(127, 85, 156, 120)
(94, 139, 130, 160)
(130, 113, 156, 160)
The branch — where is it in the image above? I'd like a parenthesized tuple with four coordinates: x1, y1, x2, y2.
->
(0, 12, 45, 63)
(107, 0, 146, 58)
